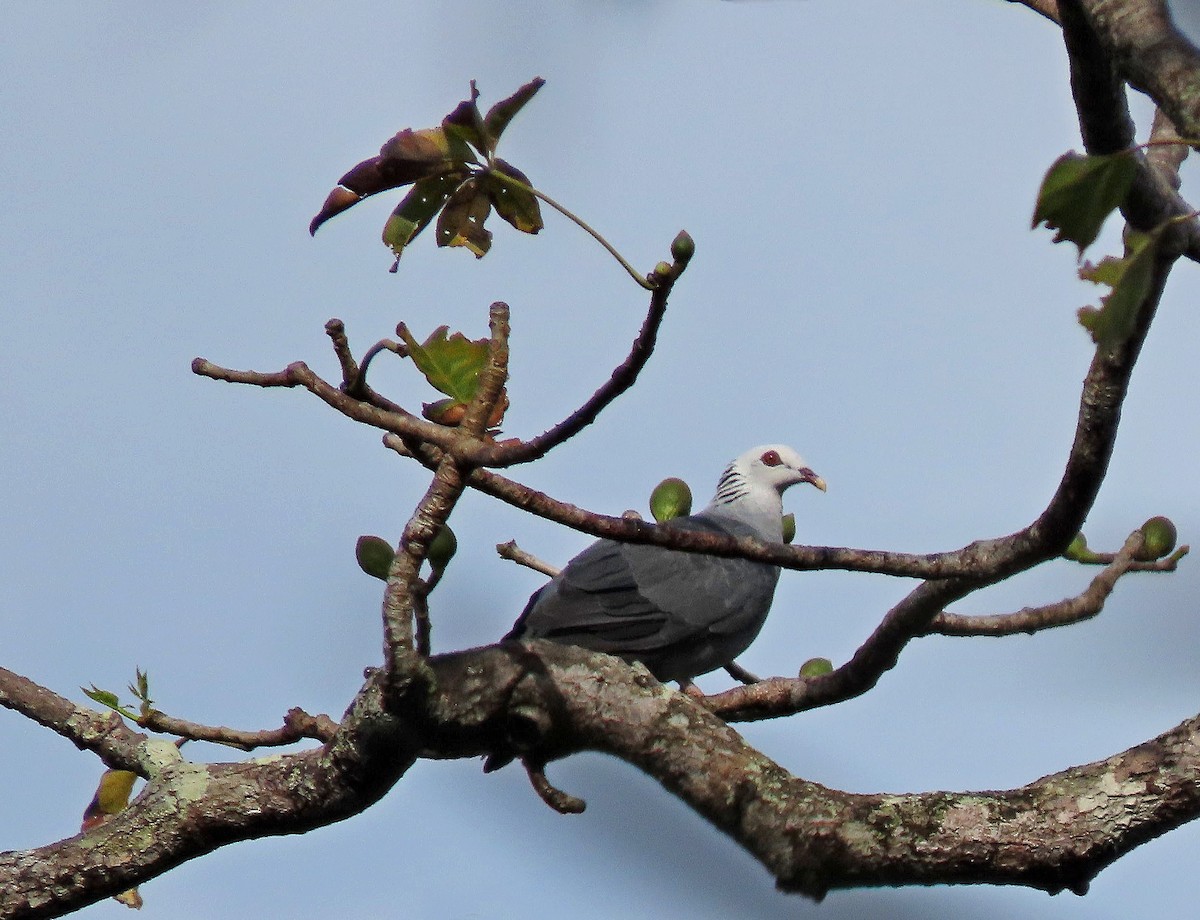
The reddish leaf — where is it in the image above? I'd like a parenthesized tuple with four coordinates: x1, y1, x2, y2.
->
(484, 77, 546, 147)
(488, 159, 543, 234)
(436, 176, 493, 257)
(443, 81, 488, 156)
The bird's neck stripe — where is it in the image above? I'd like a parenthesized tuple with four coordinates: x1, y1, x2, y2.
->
(712, 465, 750, 505)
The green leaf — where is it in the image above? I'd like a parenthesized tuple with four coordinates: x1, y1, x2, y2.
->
(1032, 151, 1137, 256)
(435, 175, 493, 257)
(128, 668, 153, 716)
(650, 478, 692, 523)
(484, 77, 545, 148)
(382, 172, 467, 262)
(397, 324, 491, 402)
(1077, 228, 1162, 347)
(488, 159, 543, 234)
(356, 535, 396, 581)
(82, 685, 138, 721)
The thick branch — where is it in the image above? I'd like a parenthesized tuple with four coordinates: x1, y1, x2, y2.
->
(1060, 0, 1200, 254)
(424, 643, 1200, 899)
(0, 668, 145, 773)
(1079, 0, 1200, 141)
(0, 669, 423, 919)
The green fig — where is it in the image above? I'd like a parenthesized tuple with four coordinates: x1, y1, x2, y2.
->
(1063, 532, 1090, 562)
(428, 524, 458, 570)
(799, 657, 833, 678)
(356, 535, 396, 581)
(670, 230, 695, 264)
(781, 512, 796, 543)
(1137, 516, 1177, 561)
(650, 477, 692, 523)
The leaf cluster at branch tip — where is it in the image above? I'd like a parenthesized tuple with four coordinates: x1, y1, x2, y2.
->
(308, 78, 546, 269)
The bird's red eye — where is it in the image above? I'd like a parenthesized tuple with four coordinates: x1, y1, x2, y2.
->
(761, 450, 782, 467)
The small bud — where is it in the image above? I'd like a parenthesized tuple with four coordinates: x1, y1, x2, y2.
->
(428, 525, 458, 571)
(356, 535, 396, 581)
(650, 477, 692, 523)
(1063, 532, 1090, 562)
(670, 230, 695, 263)
(781, 512, 796, 544)
(799, 657, 833, 678)
(423, 398, 467, 425)
(653, 261, 673, 279)
(1137, 516, 1177, 561)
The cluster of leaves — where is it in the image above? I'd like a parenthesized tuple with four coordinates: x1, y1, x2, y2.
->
(309, 79, 546, 269)
(83, 667, 153, 723)
(1032, 150, 1183, 347)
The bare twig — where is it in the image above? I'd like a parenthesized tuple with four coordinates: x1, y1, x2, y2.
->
(140, 706, 338, 750)
(523, 759, 587, 814)
(496, 540, 561, 577)
(325, 318, 360, 389)
(192, 358, 461, 451)
(483, 261, 683, 466)
(725, 662, 761, 685)
(928, 531, 1144, 637)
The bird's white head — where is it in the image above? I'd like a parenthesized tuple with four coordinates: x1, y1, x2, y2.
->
(704, 444, 825, 535)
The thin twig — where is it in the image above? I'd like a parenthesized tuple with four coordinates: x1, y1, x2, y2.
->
(523, 759, 586, 814)
(927, 531, 1146, 637)
(493, 272, 679, 466)
(487, 168, 653, 289)
(140, 707, 338, 750)
(325, 319, 360, 389)
(724, 662, 761, 685)
(496, 540, 561, 577)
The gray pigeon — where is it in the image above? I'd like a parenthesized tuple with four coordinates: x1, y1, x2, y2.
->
(504, 445, 825, 683)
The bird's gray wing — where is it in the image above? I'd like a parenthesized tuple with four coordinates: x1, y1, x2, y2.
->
(507, 516, 778, 657)
(624, 515, 780, 642)
(507, 536, 670, 648)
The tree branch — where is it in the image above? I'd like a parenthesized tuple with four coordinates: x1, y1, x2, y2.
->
(1060, 0, 1200, 256)
(0, 668, 423, 919)
(475, 253, 687, 467)
(927, 530, 1144, 636)
(139, 706, 338, 750)
(424, 642, 1200, 899)
(0, 668, 145, 773)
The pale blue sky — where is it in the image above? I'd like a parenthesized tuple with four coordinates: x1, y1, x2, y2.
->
(3, 3, 1200, 918)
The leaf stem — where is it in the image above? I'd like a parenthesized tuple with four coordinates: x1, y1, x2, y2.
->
(486, 168, 654, 290)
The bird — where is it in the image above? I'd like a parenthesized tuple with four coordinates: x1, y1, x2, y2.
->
(504, 445, 826, 685)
